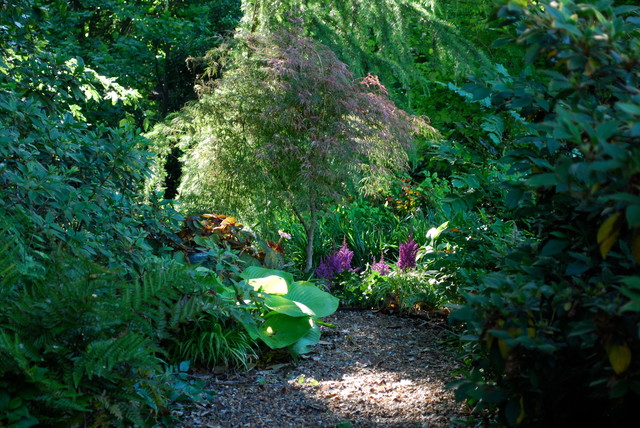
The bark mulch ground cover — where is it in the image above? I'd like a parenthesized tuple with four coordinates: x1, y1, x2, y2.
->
(172, 309, 469, 427)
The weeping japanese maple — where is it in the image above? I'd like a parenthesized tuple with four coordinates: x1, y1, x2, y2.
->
(170, 26, 421, 271)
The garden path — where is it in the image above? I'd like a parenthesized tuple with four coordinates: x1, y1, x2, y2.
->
(173, 309, 467, 427)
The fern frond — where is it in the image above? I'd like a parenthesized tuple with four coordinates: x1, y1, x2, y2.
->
(78, 333, 162, 380)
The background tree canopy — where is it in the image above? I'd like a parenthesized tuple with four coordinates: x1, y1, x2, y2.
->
(239, 0, 493, 109)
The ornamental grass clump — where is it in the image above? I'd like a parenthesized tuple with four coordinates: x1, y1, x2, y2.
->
(397, 237, 419, 271)
(316, 238, 355, 282)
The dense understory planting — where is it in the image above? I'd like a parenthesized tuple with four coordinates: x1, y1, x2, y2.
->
(151, 26, 423, 272)
(2, 0, 639, 426)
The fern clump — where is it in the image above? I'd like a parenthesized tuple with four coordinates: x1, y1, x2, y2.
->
(0, 243, 251, 426)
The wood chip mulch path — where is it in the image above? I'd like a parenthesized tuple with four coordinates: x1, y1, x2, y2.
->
(172, 309, 468, 427)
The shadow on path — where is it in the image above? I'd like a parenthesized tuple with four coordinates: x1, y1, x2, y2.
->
(174, 310, 467, 427)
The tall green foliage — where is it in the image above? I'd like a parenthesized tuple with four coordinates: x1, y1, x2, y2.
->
(0, 242, 216, 426)
(450, 1, 640, 425)
(0, 4, 239, 425)
(24, 0, 242, 118)
(0, 3, 182, 276)
(240, 0, 491, 109)
(158, 27, 420, 271)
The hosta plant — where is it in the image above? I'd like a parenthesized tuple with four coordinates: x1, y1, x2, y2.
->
(222, 267, 339, 357)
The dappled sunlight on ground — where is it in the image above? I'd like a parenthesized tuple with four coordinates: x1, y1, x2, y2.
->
(174, 310, 466, 427)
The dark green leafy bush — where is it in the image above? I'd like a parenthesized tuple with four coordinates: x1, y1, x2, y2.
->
(0, 8, 252, 425)
(0, 243, 226, 426)
(450, 1, 640, 425)
(0, 45, 182, 278)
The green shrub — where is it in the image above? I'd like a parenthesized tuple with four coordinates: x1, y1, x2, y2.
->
(450, 1, 640, 425)
(0, 15, 252, 425)
(0, 44, 183, 279)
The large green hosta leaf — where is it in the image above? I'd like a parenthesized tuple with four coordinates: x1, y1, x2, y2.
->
(286, 281, 339, 318)
(236, 267, 339, 353)
(241, 266, 294, 287)
(262, 294, 315, 317)
(246, 275, 288, 294)
(258, 313, 312, 349)
(290, 322, 321, 355)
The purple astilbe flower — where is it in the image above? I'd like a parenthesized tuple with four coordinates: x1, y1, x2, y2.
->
(315, 255, 340, 281)
(397, 237, 419, 271)
(371, 254, 391, 276)
(334, 237, 354, 272)
(316, 238, 354, 281)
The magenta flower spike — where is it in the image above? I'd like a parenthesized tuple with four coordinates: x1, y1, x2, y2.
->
(371, 254, 391, 276)
(397, 237, 418, 271)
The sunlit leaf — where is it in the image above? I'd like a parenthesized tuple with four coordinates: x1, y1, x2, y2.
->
(246, 275, 288, 295)
(597, 213, 621, 259)
(286, 281, 339, 318)
(241, 266, 294, 287)
(258, 314, 311, 349)
(607, 342, 632, 375)
(262, 294, 314, 317)
(221, 217, 236, 226)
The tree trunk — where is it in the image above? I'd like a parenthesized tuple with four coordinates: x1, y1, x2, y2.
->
(304, 208, 316, 273)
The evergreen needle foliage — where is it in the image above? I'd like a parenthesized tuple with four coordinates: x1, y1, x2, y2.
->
(239, 0, 492, 108)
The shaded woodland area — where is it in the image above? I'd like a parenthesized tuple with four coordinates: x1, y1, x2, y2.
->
(1, 0, 639, 426)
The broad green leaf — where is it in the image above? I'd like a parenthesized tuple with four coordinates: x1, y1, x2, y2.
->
(231, 310, 260, 340)
(451, 178, 466, 188)
(526, 173, 556, 188)
(614, 5, 640, 14)
(246, 275, 288, 295)
(590, 160, 622, 172)
(620, 300, 640, 313)
(505, 187, 524, 209)
(241, 266, 294, 287)
(595, 121, 618, 142)
(540, 239, 569, 257)
(627, 205, 640, 228)
(262, 294, 314, 317)
(616, 102, 640, 116)
(621, 277, 640, 289)
(258, 314, 311, 349)
(290, 323, 321, 355)
(286, 282, 339, 318)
